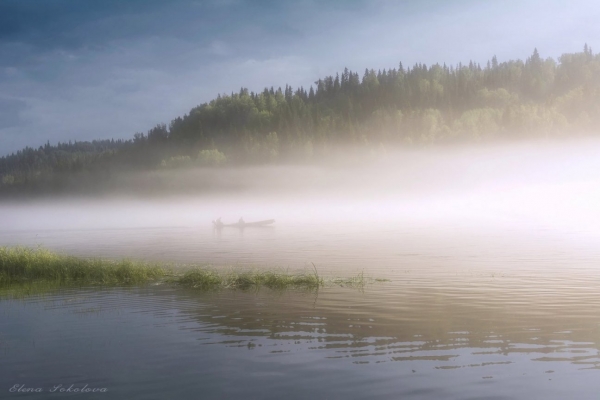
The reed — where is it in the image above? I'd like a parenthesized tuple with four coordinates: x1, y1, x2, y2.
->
(0, 247, 384, 296)
(176, 268, 324, 290)
(331, 271, 391, 288)
(0, 246, 166, 286)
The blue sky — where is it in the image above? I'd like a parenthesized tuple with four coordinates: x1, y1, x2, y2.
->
(1, 0, 599, 155)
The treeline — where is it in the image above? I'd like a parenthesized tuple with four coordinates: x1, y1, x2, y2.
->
(2, 46, 600, 194)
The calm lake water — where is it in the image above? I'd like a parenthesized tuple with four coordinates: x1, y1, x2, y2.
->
(2, 143, 600, 399)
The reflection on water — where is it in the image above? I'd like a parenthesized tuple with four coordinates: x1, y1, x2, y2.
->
(1, 267, 600, 399)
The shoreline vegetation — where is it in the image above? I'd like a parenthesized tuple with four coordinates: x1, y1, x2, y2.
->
(0, 247, 382, 298)
(1, 46, 600, 196)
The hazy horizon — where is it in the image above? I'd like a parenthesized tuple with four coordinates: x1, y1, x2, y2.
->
(2, 137, 599, 239)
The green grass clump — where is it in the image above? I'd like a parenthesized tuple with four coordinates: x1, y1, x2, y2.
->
(331, 271, 391, 289)
(176, 269, 223, 290)
(177, 268, 323, 290)
(0, 246, 166, 286)
(0, 247, 387, 298)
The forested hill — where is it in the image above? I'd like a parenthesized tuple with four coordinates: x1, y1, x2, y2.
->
(1, 46, 600, 193)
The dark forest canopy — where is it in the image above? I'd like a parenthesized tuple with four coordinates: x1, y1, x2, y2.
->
(1, 46, 600, 194)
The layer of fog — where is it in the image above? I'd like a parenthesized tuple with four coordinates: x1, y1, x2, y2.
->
(2, 138, 600, 245)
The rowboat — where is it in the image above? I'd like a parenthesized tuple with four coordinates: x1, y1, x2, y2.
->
(213, 219, 275, 228)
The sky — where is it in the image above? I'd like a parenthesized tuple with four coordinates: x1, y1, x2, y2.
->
(1, 0, 599, 155)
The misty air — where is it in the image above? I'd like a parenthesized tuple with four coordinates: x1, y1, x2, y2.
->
(1, 1, 600, 399)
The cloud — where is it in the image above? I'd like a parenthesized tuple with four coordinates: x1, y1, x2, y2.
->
(209, 40, 231, 56)
(1, 0, 600, 155)
(0, 97, 27, 129)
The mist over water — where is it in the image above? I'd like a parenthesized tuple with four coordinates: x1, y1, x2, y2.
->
(3, 138, 600, 399)
(2, 137, 600, 254)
